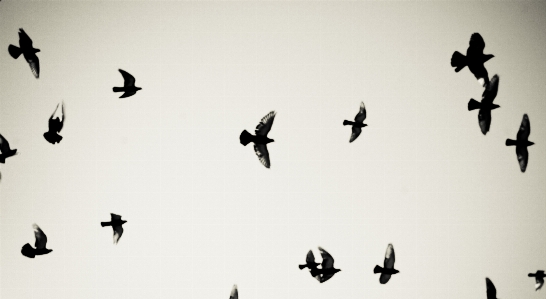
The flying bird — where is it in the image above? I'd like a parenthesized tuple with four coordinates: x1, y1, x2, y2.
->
(229, 284, 238, 299)
(101, 213, 127, 244)
(468, 74, 500, 135)
(309, 247, 341, 283)
(451, 33, 494, 86)
(113, 69, 142, 98)
(528, 270, 546, 291)
(486, 278, 498, 299)
(239, 111, 276, 168)
(343, 101, 367, 143)
(8, 28, 40, 78)
(0, 134, 17, 163)
(43, 102, 65, 144)
(374, 243, 399, 284)
(299, 249, 321, 270)
(506, 114, 534, 172)
(21, 224, 53, 258)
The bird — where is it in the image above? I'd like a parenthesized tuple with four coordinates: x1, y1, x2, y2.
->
(310, 247, 341, 283)
(468, 74, 500, 135)
(239, 111, 276, 168)
(229, 284, 238, 299)
(0, 134, 18, 163)
(101, 213, 127, 244)
(486, 277, 498, 299)
(8, 28, 40, 79)
(374, 243, 399, 284)
(343, 101, 367, 143)
(43, 102, 65, 144)
(506, 114, 534, 172)
(21, 224, 53, 258)
(299, 249, 321, 270)
(113, 69, 142, 98)
(528, 270, 546, 291)
(451, 33, 494, 87)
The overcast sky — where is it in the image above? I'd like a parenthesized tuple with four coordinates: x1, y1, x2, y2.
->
(1, 1, 545, 299)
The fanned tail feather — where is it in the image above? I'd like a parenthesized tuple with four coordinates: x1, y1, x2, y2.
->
(239, 130, 253, 146)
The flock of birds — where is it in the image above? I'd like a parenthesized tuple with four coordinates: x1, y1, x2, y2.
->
(0, 27, 542, 298)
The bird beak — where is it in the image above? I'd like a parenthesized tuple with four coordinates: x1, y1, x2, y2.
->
(529, 142, 535, 146)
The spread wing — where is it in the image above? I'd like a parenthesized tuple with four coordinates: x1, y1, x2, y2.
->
(318, 247, 334, 269)
(254, 144, 270, 168)
(517, 114, 530, 141)
(18, 29, 33, 49)
(536, 276, 545, 291)
(305, 250, 316, 264)
(119, 69, 136, 87)
(48, 103, 65, 132)
(0, 134, 12, 153)
(26, 54, 40, 79)
(516, 146, 529, 173)
(120, 91, 136, 98)
(482, 74, 499, 104)
(111, 213, 122, 221)
(320, 274, 335, 283)
(383, 244, 395, 269)
(230, 284, 238, 299)
(478, 109, 491, 135)
(33, 224, 48, 249)
(255, 111, 276, 136)
(379, 273, 392, 284)
(469, 33, 485, 54)
(350, 127, 362, 143)
(354, 102, 366, 123)
(113, 225, 124, 244)
(486, 278, 497, 299)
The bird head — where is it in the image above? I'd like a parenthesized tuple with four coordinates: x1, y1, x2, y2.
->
(484, 54, 495, 63)
(334, 269, 341, 273)
(122, 220, 128, 224)
(528, 141, 535, 146)
(34, 49, 41, 53)
(492, 104, 500, 110)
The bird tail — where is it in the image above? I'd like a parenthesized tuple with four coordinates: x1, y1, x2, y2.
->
(113, 87, 124, 93)
(374, 265, 383, 274)
(505, 139, 517, 146)
(8, 45, 22, 59)
(451, 51, 467, 72)
(239, 130, 253, 146)
(468, 99, 481, 111)
(21, 243, 35, 258)
(299, 264, 307, 270)
(101, 222, 111, 227)
(343, 120, 354, 126)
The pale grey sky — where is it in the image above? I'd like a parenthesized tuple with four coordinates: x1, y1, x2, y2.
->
(0, 1, 545, 299)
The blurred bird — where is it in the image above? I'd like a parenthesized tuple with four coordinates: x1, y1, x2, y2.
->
(239, 111, 276, 168)
(9, 28, 40, 78)
(310, 247, 341, 283)
(101, 213, 127, 244)
(451, 33, 494, 86)
(343, 101, 367, 143)
(43, 102, 65, 144)
(299, 249, 321, 270)
(113, 69, 142, 98)
(528, 270, 546, 291)
(486, 277, 498, 299)
(0, 134, 17, 163)
(506, 114, 534, 172)
(229, 284, 238, 299)
(468, 74, 500, 135)
(374, 243, 399, 284)
(21, 224, 53, 258)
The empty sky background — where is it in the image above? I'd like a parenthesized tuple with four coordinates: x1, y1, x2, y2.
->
(1, 1, 546, 299)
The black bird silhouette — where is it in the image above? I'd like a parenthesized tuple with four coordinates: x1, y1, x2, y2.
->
(21, 224, 53, 258)
(43, 102, 65, 144)
(229, 284, 238, 299)
(374, 243, 399, 284)
(468, 74, 500, 135)
(9, 28, 40, 79)
(528, 270, 546, 291)
(0, 134, 17, 163)
(451, 33, 494, 87)
(101, 213, 127, 244)
(240, 111, 276, 168)
(343, 101, 367, 143)
(113, 69, 142, 98)
(309, 247, 341, 283)
(486, 278, 498, 299)
(299, 249, 321, 270)
(506, 114, 534, 172)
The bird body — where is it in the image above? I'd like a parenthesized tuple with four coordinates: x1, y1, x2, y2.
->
(451, 33, 494, 86)
(9, 28, 40, 78)
(529, 270, 546, 291)
(240, 111, 276, 168)
(113, 69, 142, 98)
(0, 134, 17, 163)
(506, 114, 534, 172)
(374, 243, 399, 284)
(468, 74, 500, 135)
(343, 102, 367, 143)
(309, 247, 341, 283)
(43, 102, 65, 144)
(101, 213, 127, 244)
(21, 224, 52, 258)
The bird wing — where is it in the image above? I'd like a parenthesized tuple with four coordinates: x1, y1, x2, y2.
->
(254, 144, 271, 168)
(350, 127, 362, 143)
(230, 284, 238, 299)
(255, 111, 276, 136)
(517, 114, 530, 141)
(33, 224, 48, 249)
(471, 64, 489, 86)
(26, 54, 40, 79)
(318, 247, 334, 269)
(516, 146, 529, 173)
(482, 74, 499, 104)
(119, 91, 136, 98)
(119, 69, 136, 87)
(379, 273, 392, 284)
(469, 33, 485, 54)
(486, 278, 497, 299)
(113, 225, 124, 244)
(111, 213, 122, 221)
(354, 102, 367, 123)
(536, 276, 545, 291)
(306, 250, 316, 264)
(0, 134, 12, 153)
(320, 273, 335, 283)
(478, 109, 491, 135)
(18, 28, 33, 49)
(383, 244, 395, 269)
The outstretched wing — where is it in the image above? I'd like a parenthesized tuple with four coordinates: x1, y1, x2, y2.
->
(0, 134, 12, 153)
(18, 29, 33, 49)
(536, 276, 545, 291)
(320, 273, 335, 283)
(383, 243, 395, 269)
(478, 109, 491, 135)
(26, 53, 40, 79)
(486, 278, 497, 299)
(469, 33, 485, 54)
(33, 224, 48, 249)
(482, 74, 499, 104)
(113, 225, 124, 244)
(111, 213, 122, 221)
(230, 284, 238, 299)
(255, 111, 276, 136)
(318, 247, 334, 269)
(354, 102, 367, 123)
(254, 144, 270, 168)
(516, 146, 529, 173)
(119, 69, 136, 87)
(517, 114, 530, 141)
(305, 250, 316, 264)
(350, 127, 362, 143)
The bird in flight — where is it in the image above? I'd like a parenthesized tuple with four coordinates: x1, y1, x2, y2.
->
(101, 213, 127, 244)
(486, 277, 498, 299)
(43, 102, 66, 144)
(299, 249, 321, 279)
(506, 114, 534, 172)
(21, 224, 53, 258)
(343, 101, 367, 143)
(374, 243, 399, 284)
(309, 247, 341, 283)
(229, 284, 238, 299)
(8, 28, 40, 79)
(528, 270, 546, 291)
(240, 111, 276, 168)
(0, 134, 18, 163)
(468, 74, 500, 135)
(451, 33, 494, 87)
(113, 69, 142, 98)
